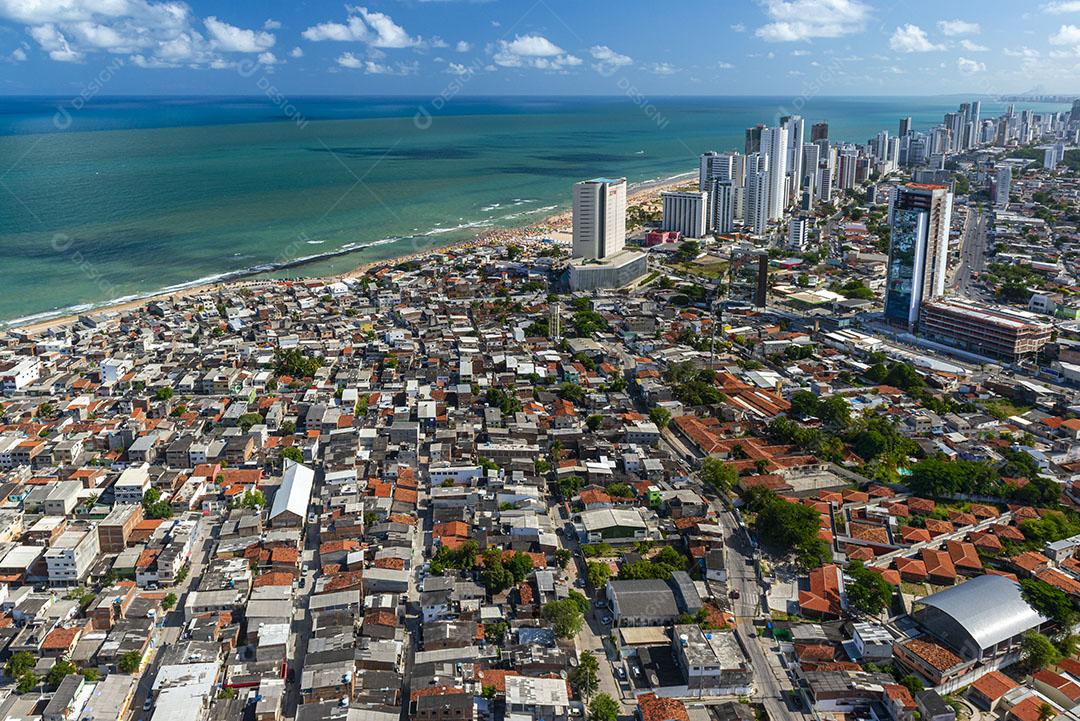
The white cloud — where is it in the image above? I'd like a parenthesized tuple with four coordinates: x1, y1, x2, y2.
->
(589, 44, 632, 74)
(336, 51, 362, 68)
(257, 51, 276, 65)
(455, 40, 470, 52)
(1004, 46, 1041, 58)
(956, 56, 985, 73)
(205, 16, 275, 53)
(446, 62, 471, 75)
(755, 0, 870, 42)
(290, 46, 303, 58)
(29, 24, 82, 62)
(1049, 24, 1080, 44)
(263, 19, 281, 30)
(0, 1, 282, 67)
(937, 19, 980, 36)
(730, 23, 746, 32)
(717, 61, 734, 69)
(790, 49, 810, 56)
(959, 39, 988, 51)
(303, 7, 419, 48)
(430, 36, 448, 48)
(645, 61, 676, 75)
(493, 34, 581, 70)
(1044, 1, 1080, 13)
(889, 24, 945, 52)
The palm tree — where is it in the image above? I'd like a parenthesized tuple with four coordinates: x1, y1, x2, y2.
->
(1039, 703, 1056, 721)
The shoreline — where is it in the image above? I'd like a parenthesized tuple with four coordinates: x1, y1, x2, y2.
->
(5, 170, 696, 336)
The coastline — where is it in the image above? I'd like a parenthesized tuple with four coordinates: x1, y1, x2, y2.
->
(7, 170, 696, 336)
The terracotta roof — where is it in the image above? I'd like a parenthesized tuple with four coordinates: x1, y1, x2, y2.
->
(970, 670, 1020, 701)
(900, 637, 963, 673)
(638, 693, 689, 721)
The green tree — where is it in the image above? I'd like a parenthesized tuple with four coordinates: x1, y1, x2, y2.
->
(649, 406, 672, 429)
(117, 651, 142, 674)
(589, 693, 620, 721)
(586, 415, 604, 432)
(572, 650, 600, 699)
(16, 671, 38, 694)
(554, 549, 571, 569)
(543, 599, 584, 638)
(155, 386, 174, 401)
(47, 661, 77, 688)
(280, 420, 296, 435)
(282, 446, 304, 464)
(587, 561, 611, 589)
(568, 589, 591, 615)
(6, 651, 35, 678)
(272, 347, 324, 378)
(750, 489, 831, 568)
(484, 621, 508, 644)
(898, 675, 924, 695)
(845, 561, 893, 616)
(141, 487, 173, 520)
(162, 593, 178, 611)
(507, 552, 535, 584)
(481, 553, 515, 595)
(700, 456, 739, 494)
(1022, 631, 1061, 671)
(238, 412, 263, 432)
(80, 667, 100, 683)
(1021, 578, 1077, 629)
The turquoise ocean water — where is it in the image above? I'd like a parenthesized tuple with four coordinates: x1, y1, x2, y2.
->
(0, 95, 1069, 325)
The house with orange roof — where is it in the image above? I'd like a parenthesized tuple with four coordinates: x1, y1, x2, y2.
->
(638, 693, 689, 721)
(1008, 694, 1059, 721)
(945, 541, 982, 575)
(1033, 669, 1080, 709)
(798, 564, 843, 619)
(968, 670, 1020, 711)
(921, 548, 957, 585)
(895, 556, 928, 582)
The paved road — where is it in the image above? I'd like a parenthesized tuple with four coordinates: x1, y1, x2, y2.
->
(951, 206, 989, 298)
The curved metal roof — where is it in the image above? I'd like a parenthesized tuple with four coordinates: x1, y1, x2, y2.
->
(917, 574, 1047, 651)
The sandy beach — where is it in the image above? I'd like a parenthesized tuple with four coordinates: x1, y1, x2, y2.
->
(8, 171, 695, 336)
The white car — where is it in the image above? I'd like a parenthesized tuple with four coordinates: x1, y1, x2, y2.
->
(143, 698, 153, 712)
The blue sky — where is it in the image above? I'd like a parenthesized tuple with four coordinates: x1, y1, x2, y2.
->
(1, 0, 1078, 96)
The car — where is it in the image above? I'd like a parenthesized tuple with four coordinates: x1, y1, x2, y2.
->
(299, 577, 306, 588)
(614, 666, 626, 679)
(601, 616, 612, 625)
(575, 578, 586, 587)
(631, 665, 641, 677)
(593, 600, 606, 609)
(143, 698, 153, 712)
(729, 589, 740, 599)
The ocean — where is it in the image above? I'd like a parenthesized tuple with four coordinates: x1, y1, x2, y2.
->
(0, 95, 1069, 326)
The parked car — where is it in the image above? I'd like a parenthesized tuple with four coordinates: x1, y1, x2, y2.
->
(601, 615, 612, 625)
(143, 698, 153, 712)
(729, 589, 740, 599)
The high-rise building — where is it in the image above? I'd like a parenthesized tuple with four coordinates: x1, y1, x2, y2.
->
(816, 166, 833, 202)
(782, 115, 805, 203)
(761, 124, 789, 222)
(884, 183, 953, 328)
(836, 149, 858, 190)
(744, 153, 769, 236)
(699, 151, 735, 191)
(899, 117, 912, 137)
(745, 124, 764, 155)
(661, 191, 708, 239)
(572, 178, 626, 260)
(788, 216, 811, 250)
(708, 180, 736, 235)
(1044, 148, 1057, 171)
(994, 166, 1011, 207)
(801, 143, 820, 198)
(1069, 98, 1080, 130)
(811, 122, 829, 143)
(920, 299, 1051, 362)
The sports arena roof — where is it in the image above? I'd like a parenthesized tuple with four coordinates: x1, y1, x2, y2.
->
(915, 574, 1047, 658)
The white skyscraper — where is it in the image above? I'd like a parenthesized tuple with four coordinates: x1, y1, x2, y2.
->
(661, 191, 708, 239)
(572, 178, 626, 260)
(994, 166, 1011, 207)
(760, 124, 788, 223)
(744, 153, 770, 235)
(699, 152, 735, 191)
(788, 216, 810, 250)
(783, 115, 805, 203)
(709, 179, 736, 235)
